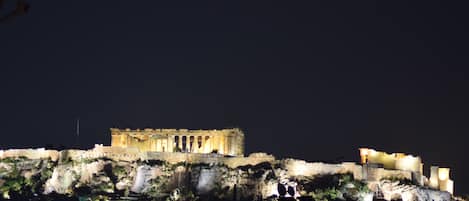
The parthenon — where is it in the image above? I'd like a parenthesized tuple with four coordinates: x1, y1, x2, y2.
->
(110, 128, 245, 156)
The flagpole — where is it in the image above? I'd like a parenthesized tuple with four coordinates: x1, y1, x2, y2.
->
(76, 118, 80, 148)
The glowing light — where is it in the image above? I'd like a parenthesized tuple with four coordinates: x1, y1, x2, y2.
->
(429, 177, 439, 189)
(291, 162, 308, 175)
(438, 168, 450, 181)
(445, 180, 454, 195)
(359, 148, 370, 164)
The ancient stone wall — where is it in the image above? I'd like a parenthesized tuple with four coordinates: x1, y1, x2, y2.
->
(0, 148, 60, 161)
(363, 165, 412, 182)
(283, 159, 363, 180)
(429, 166, 454, 195)
(359, 148, 422, 174)
(0, 146, 445, 194)
(142, 152, 275, 168)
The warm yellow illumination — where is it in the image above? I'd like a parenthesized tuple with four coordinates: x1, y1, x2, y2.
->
(429, 166, 439, 189)
(429, 177, 439, 189)
(446, 180, 454, 195)
(368, 149, 377, 156)
(438, 168, 450, 181)
(358, 148, 423, 173)
(110, 128, 244, 156)
(429, 167, 454, 194)
(359, 148, 370, 164)
(359, 149, 454, 194)
(395, 156, 421, 173)
(438, 179, 454, 194)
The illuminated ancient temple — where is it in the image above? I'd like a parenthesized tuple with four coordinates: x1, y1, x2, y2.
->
(110, 128, 244, 156)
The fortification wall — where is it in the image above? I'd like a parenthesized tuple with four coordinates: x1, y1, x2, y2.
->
(364, 165, 412, 182)
(142, 152, 275, 168)
(0, 146, 273, 167)
(0, 146, 424, 187)
(62, 146, 141, 162)
(283, 159, 364, 180)
(0, 148, 60, 161)
(224, 153, 275, 168)
(395, 156, 422, 173)
(360, 148, 422, 174)
(3, 145, 271, 167)
(142, 152, 224, 164)
(283, 159, 414, 183)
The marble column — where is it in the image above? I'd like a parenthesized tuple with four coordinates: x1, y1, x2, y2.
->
(224, 135, 228, 154)
(167, 136, 172, 153)
(217, 135, 222, 154)
(201, 136, 206, 153)
(178, 136, 182, 151)
(224, 136, 229, 155)
(218, 136, 224, 154)
(204, 136, 211, 153)
(211, 136, 216, 153)
(155, 139, 160, 152)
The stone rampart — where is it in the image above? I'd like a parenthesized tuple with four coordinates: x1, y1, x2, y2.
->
(143, 152, 224, 164)
(0, 148, 59, 161)
(0, 146, 274, 168)
(60, 150, 87, 161)
(283, 159, 363, 180)
(142, 152, 275, 168)
(283, 159, 414, 183)
(0, 146, 422, 186)
(359, 148, 422, 174)
(224, 153, 275, 168)
(364, 165, 412, 182)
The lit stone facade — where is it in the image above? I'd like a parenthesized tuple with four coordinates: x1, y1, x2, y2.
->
(359, 148, 454, 195)
(110, 128, 244, 156)
(0, 138, 456, 197)
(429, 166, 454, 195)
(359, 148, 423, 174)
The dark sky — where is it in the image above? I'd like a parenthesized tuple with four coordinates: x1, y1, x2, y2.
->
(1, 1, 468, 194)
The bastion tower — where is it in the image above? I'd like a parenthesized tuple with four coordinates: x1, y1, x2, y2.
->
(110, 128, 245, 156)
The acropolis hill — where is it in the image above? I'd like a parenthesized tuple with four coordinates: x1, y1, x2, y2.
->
(0, 128, 461, 201)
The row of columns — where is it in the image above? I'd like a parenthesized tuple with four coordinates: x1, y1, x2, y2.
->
(170, 135, 232, 154)
(172, 135, 214, 153)
(112, 133, 236, 155)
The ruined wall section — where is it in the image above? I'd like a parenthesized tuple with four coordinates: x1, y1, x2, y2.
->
(282, 159, 416, 183)
(363, 165, 412, 182)
(359, 148, 422, 174)
(0, 148, 60, 161)
(0, 146, 415, 182)
(0, 146, 435, 190)
(283, 159, 363, 180)
(0, 145, 273, 167)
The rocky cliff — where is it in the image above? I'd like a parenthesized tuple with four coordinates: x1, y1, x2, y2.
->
(0, 155, 454, 201)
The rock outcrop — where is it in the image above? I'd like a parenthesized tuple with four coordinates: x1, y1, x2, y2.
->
(0, 156, 456, 201)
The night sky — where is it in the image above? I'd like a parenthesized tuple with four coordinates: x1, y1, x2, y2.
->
(1, 1, 468, 194)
